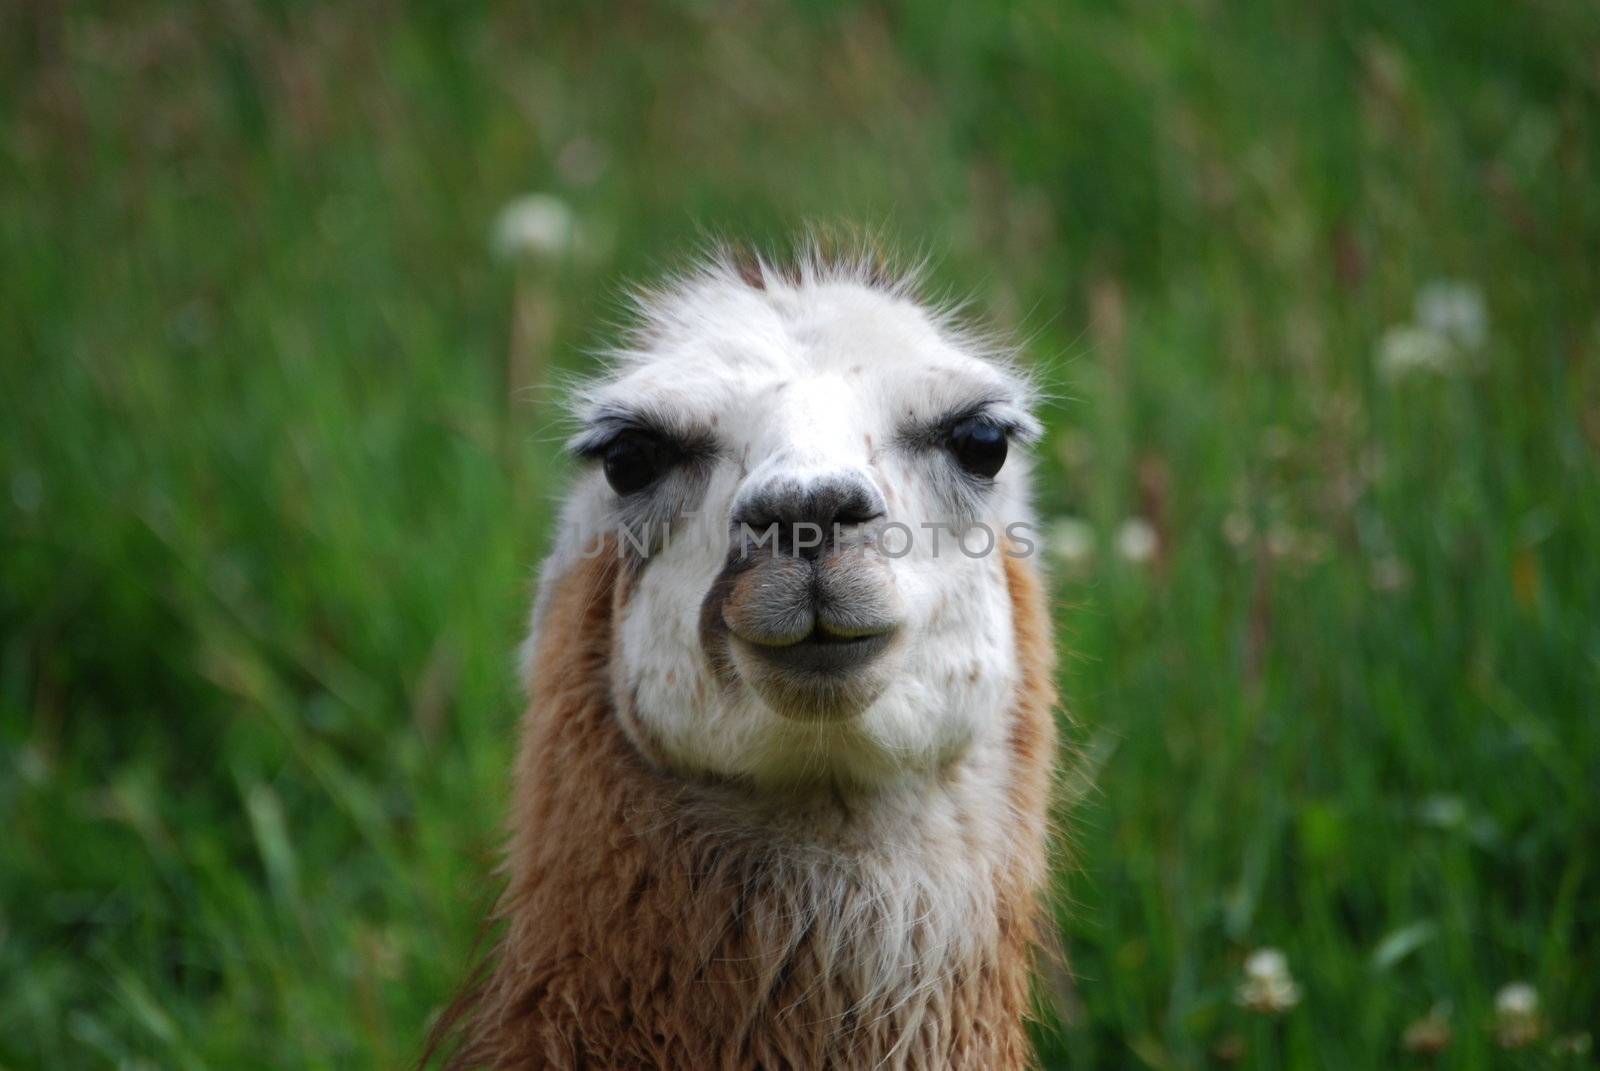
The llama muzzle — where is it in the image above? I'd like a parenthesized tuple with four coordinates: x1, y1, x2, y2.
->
(701, 523, 905, 721)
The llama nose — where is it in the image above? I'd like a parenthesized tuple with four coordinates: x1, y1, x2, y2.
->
(732, 475, 886, 558)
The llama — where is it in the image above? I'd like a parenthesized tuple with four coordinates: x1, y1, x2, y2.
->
(429, 246, 1059, 1069)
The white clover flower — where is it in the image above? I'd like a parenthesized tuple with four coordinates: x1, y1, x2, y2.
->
(1378, 280, 1488, 381)
(1047, 516, 1095, 569)
(1245, 948, 1289, 980)
(1378, 324, 1453, 378)
(1494, 981, 1543, 1049)
(1235, 947, 1302, 1014)
(1496, 982, 1538, 1017)
(1116, 518, 1158, 564)
(1416, 279, 1487, 352)
(492, 193, 580, 261)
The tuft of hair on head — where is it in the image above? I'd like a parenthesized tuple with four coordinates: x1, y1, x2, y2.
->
(713, 223, 917, 299)
(576, 227, 1045, 435)
(712, 227, 1044, 409)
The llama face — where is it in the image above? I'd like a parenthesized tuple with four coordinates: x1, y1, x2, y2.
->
(536, 258, 1042, 788)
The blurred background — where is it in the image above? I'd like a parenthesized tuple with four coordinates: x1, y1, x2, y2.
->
(3, 2, 1598, 1068)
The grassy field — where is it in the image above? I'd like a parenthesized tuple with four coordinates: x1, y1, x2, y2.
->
(3, 3, 1598, 1068)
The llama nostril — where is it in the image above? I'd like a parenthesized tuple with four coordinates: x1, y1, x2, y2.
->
(732, 476, 886, 556)
(832, 500, 883, 528)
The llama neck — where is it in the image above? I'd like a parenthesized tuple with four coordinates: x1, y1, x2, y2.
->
(442, 550, 1056, 1070)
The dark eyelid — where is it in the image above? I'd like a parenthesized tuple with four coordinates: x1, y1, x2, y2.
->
(570, 408, 715, 462)
(944, 400, 1011, 431)
(570, 422, 656, 461)
(898, 399, 1025, 450)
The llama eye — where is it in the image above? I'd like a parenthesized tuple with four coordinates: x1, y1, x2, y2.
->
(946, 418, 1008, 479)
(602, 432, 672, 495)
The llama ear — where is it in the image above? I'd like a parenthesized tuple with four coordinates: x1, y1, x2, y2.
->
(802, 223, 899, 291)
(727, 244, 766, 290)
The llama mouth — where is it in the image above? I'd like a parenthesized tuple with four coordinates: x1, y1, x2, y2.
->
(736, 627, 895, 677)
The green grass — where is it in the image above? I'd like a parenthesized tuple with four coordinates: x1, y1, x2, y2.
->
(3, 3, 1598, 1067)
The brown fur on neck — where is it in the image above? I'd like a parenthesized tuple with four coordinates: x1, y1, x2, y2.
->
(426, 546, 1057, 1069)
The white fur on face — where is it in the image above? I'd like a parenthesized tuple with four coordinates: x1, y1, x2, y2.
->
(529, 256, 1041, 790)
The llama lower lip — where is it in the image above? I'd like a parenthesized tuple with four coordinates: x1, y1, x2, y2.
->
(738, 630, 894, 676)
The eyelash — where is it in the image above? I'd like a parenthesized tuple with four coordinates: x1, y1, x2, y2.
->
(891, 407, 1012, 453)
(575, 418, 709, 460)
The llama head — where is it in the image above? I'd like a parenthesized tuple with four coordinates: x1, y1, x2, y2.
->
(533, 249, 1042, 790)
